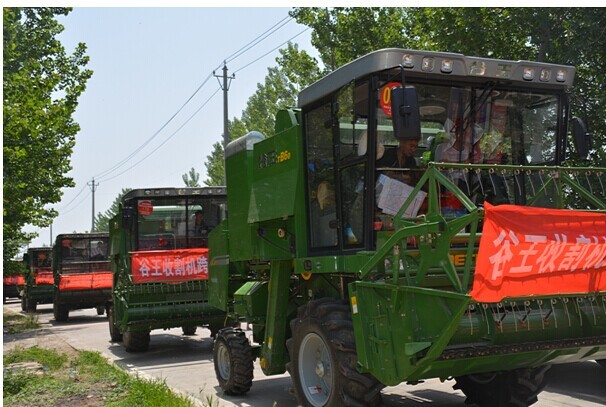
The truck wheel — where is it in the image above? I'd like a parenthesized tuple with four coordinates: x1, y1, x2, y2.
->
(454, 366, 550, 407)
(53, 302, 69, 321)
(123, 330, 150, 352)
(182, 325, 197, 336)
(286, 298, 383, 407)
(213, 328, 253, 395)
(25, 298, 37, 313)
(96, 305, 105, 316)
(108, 305, 123, 342)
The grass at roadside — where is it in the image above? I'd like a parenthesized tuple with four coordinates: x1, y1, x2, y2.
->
(3, 309, 39, 333)
(3, 346, 199, 406)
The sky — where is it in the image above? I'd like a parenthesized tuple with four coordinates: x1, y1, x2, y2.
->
(21, 7, 320, 250)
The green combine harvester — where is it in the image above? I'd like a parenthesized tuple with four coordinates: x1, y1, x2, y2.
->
(209, 49, 606, 406)
(21, 247, 54, 312)
(109, 187, 229, 352)
(52, 232, 112, 321)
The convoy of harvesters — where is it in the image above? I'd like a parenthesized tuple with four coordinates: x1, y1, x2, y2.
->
(5, 49, 606, 407)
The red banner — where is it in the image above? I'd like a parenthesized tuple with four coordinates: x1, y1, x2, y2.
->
(130, 248, 208, 284)
(471, 203, 606, 302)
(35, 271, 54, 285)
(58, 272, 113, 291)
(3, 276, 25, 286)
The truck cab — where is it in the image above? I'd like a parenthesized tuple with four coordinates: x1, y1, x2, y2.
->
(52, 232, 111, 321)
(109, 187, 229, 352)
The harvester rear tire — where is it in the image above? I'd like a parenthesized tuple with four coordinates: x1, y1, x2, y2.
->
(213, 328, 253, 395)
(182, 325, 197, 336)
(287, 298, 383, 407)
(123, 330, 150, 352)
(454, 365, 550, 407)
(53, 302, 69, 322)
(26, 298, 37, 313)
(108, 305, 123, 342)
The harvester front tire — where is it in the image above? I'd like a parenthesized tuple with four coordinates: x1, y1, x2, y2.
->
(53, 302, 69, 322)
(123, 330, 150, 352)
(26, 298, 37, 313)
(213, 328, 253, 395)
(108, 305, 123, 342)
(182, 325, 197, 336)
(287, 298, 383, 407)
(454, 366, 550, 407)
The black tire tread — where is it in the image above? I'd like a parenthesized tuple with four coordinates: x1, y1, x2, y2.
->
(108, 305, 123, 342)
(53, 302, 69, 322)
(182, 325, 197, 336)
(123, 330, 150, 352)
(453, 366, 550, 407)
(287, 298, 383, 407)
(213, 328, 253, 395)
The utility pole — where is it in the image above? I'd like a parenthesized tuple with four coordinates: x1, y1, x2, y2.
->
(214, 62, 235, 149)
(87, 178, 99, 232)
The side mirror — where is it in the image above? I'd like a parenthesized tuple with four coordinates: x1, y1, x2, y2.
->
(572, 117, 591, 159)
(391, 86, 421, 141)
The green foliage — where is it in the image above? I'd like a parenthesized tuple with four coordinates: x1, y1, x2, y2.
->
(3, 258, 26, 277)
(3, 311, 40, 333)
(204, 141, 225, 186)
(3, 369, 35, 397)
(93, 188, 132, 232)
(291, 7, 606, 167)
(182, 167, 201, 187)
(203, 44, 322, 185)
(3, 8, 93, 264)
(3, 347, 195, 406)
(4, 346, 67, 371)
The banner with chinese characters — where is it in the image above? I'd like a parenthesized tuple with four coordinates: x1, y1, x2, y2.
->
(3, 276, 25, 285)
(58, 272, 113, 291)
(35, 270, 54, 285)
(471, 203, 606, 303)
(130, 248, 209, 283)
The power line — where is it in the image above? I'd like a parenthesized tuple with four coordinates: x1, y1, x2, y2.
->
(233, 27, 310, 75)
(225, 17, 293, 64)
(89, 16, 302, 184)
(56, 185, 87, 211)
(59, 190, 91, 216)
(98, 87, 221, 183)
(93, 72, 215, 180)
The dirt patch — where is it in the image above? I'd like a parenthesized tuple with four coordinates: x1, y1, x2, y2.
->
(4, 307, 79, 358)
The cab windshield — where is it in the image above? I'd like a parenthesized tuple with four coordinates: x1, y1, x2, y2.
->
(377, 82, 560, 167)
(134, 198, 227, 250)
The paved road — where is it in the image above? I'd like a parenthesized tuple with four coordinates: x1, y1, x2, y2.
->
(4, 299, 605, 407)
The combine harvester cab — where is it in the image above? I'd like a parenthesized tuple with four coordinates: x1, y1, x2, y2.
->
(52, 232, 112, 321)
(210, 48, 606, 406)
(21, 247, 53, 312)
(109, 187, 229, 352)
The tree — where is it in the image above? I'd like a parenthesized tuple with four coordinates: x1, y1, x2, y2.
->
(93, 188, 132, 232)
(3, 7, 93, 265)
(203, 43, 322, 185)
(182, 167, 200, 187)
(291, 7, 606, 166)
